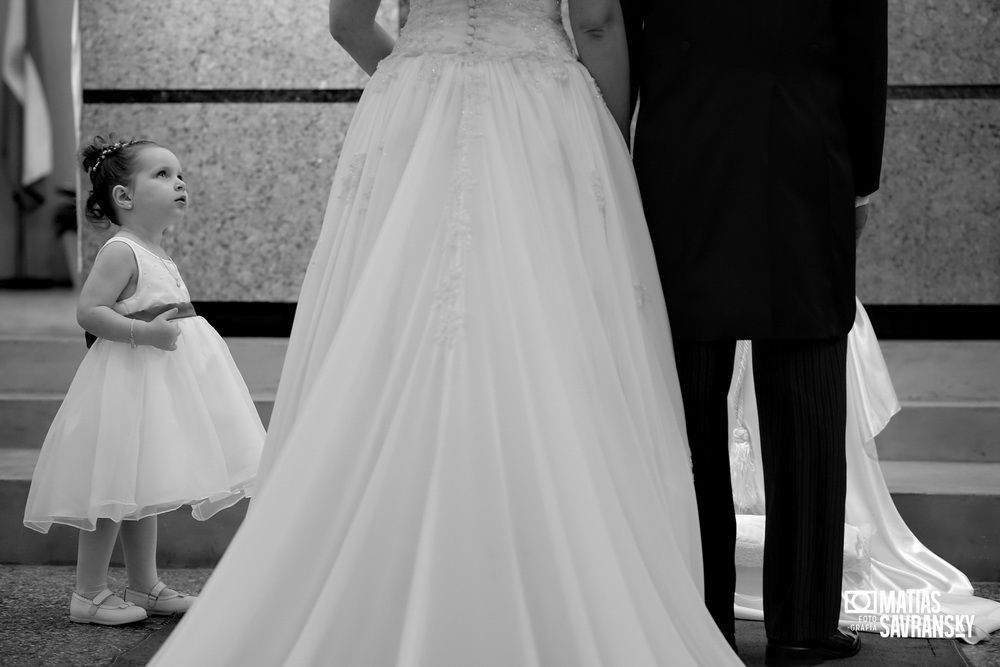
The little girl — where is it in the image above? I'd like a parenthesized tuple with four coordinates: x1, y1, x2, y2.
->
(23, 135, 265, 625)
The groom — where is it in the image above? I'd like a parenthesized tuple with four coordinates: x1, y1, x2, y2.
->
(621, 0, 887, 663)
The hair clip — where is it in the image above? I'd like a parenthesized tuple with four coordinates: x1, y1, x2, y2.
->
(90, 140, 134, 172)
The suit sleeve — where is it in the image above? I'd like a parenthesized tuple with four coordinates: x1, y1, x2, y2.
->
(619, 0, 645, 118)
(833, 0, 888, 197)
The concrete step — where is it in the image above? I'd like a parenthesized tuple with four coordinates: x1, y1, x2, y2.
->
(0, 337, 288, 395)
(0, 395, 275, 449)
(874, 402, 1000, 462)
(0, 337, 286, 448)
(5, 339, 999, 460)
(882, 460, 1000, 582)
(0, 448, 247, 567)
(2, 449, 998, 578)
(7, 338, 998, 398)
(3, 292, 996, 579)
(5, 393, 998, 458)
(872, 340, 1000, 462)
(878, 341, 1000, 403)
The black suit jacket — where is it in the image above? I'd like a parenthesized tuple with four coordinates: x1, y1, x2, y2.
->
(622, 0, 887, 341)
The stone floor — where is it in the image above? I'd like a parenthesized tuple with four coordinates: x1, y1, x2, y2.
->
(1, 565, 998, 666)
(963, 583, 1000, 666)
(0, 287, 79, 338)
(0, 565, 210, 667)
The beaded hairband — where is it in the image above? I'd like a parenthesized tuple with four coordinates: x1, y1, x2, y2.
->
(90, 140, 135, 172)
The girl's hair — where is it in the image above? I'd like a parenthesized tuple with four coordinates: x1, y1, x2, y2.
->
(80, 134, 159, 227)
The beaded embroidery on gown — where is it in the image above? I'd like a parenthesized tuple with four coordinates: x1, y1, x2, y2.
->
(152, 1, 740, 664)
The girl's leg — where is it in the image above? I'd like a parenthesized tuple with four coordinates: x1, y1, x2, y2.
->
(119, 516, 159, 592)
(120, 516, 196, 615)
(76, 519, 121, 598)
(72, 519, 147, 624)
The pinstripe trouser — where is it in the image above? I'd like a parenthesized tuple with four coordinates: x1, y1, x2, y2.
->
(673, 336, 848, 644)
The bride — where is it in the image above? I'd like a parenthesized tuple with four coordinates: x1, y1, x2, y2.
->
(151, 0, 740, 664)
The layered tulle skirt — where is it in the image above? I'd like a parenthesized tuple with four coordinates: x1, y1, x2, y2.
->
(152, 52, 741, 666)
(23, 317, 265, 532)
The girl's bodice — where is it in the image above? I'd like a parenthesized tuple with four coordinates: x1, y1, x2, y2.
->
(393, 0, 574, 62)
(98, 235, 191, 315)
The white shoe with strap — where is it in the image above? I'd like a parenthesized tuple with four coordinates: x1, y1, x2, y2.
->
(124, 580, 196, 616)
(69, 589, 147, 625)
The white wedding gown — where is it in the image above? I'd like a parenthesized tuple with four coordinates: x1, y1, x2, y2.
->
(151, 0, 740, 664)
(729, 299, 1000, 642)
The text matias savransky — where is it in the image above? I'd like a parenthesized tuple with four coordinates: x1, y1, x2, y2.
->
(843, 590, 976, 639)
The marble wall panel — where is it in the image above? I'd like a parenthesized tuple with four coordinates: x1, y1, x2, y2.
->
(82, 0, 1000, 88)
(81, 0, 399, 90)
(857, 100, 1000, 304)
(888, 0, 999, 84)
(80, 0, 999, 306)
(80, 103, 358, 301)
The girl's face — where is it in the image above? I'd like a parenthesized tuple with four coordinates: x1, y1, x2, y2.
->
(125, 146, 188, 225)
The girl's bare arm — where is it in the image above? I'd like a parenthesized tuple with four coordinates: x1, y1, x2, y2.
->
(77, 244, 179, 350)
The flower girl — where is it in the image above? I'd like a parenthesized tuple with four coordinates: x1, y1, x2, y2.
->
(23, 135, 265, 625)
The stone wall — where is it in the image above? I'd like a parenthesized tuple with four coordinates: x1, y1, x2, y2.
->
(80, 0, 999, 306)
(79, 0, 398, 301)
(859, 0, 999, 305)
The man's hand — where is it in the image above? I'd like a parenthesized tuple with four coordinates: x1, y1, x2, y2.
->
(855, 204, 868, 249)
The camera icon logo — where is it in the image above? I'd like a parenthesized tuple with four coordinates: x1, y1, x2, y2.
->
(843, 590, 877, 614)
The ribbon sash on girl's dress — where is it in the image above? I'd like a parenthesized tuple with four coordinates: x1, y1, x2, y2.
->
(84, 302, 197, 348)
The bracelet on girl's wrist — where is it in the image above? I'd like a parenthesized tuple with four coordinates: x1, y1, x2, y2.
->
(130, 320, 136, 349)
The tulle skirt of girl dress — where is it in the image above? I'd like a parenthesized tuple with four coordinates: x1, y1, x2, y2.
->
(23, 316, 265, 532)
(149, 37, 741, 667)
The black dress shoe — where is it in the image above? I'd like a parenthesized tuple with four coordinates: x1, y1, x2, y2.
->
(764, 629, 860, 666)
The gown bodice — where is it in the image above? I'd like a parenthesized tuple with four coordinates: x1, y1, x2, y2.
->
(99, 235, 190, 315)
(394, 0, 575, 62)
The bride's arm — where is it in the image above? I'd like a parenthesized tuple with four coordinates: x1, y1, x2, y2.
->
(568, 0, 630, 140)
(329, 0, 395, 76)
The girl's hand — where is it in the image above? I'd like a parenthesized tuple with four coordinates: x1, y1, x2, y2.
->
(854, 203, 868, 249)
(143, 308, 182, 351)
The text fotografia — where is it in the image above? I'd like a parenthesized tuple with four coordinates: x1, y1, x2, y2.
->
(843, 590, 975, 639)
